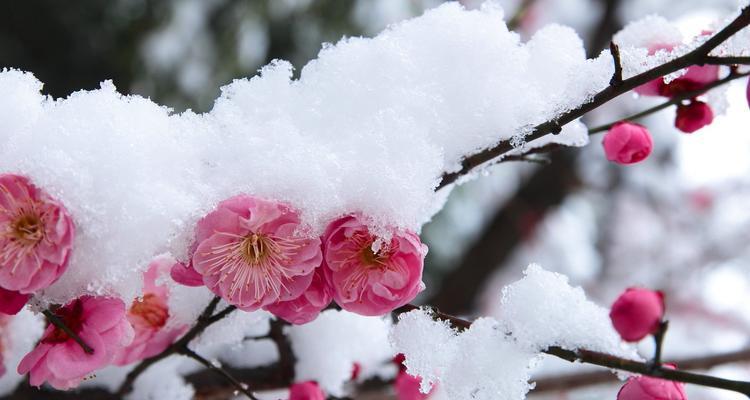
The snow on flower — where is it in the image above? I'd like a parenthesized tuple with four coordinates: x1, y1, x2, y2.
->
(17, 296, 133, 390)
(602, 122, 653, 165)
(0, 174, 74, 295)
(192, 195, 322, 312)
(114, 257, 187, 365)
(323, 214, 427, 316)
(265, 266, 333, 325)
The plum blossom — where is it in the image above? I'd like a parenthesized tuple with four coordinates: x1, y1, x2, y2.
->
(17, 296, 133, 390)
(602, 122, 653, 165)
(0, 287, 30, 315)
(675, 101, 714, 133)
(635, 43, 719, 98)
(191, 195, 322, 311)
(322, 214, 427, 316)
(0, 174, 75, 294)
(289, 381, 326, 400)
(395, 370, 431, 400)
(610, 287, 664, 342)
(617, 365, 687, 400)
(114, 257, 187, 365)
(265, 267, 332, 325)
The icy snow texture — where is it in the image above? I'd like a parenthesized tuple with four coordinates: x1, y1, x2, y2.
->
(392, 265, 637, 399)
(286, 310, 394, 397)
(0, 2, 612, 305)
(0, 310, 45, 396)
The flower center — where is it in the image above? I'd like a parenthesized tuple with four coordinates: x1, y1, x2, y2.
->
(130, 293, 168, 329)
(360, 244, 385, 267)
(240, 233, 271, 265)
(43, 299, 85, 345)
(11, 213, 44, 246)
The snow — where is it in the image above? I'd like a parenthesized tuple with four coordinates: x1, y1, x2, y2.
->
(392, 265, 637, 399)
(0, 310, 45, 396)
(286, 310, 394, 397)
(0, 1, 612, 306)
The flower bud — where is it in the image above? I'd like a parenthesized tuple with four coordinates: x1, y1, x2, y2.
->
(289, 381, 325, 400)
(675, 101, 714, 133)
(610, 288, 664, 342)
(602, 122, 653, 165)
(617, 365, 687, 400)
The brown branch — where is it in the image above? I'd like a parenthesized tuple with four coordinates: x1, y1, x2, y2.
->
(179, 347, 259, 400)
(394, 304, 750, 396)
(42, 309, 94, 355)
(116, 296, 231, 396)
(609, 42, 623, 85)
(437, 6, 750, 190)
(534, 347, 750, 393)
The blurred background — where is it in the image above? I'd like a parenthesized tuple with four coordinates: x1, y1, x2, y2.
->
(1, 0, 748, 399)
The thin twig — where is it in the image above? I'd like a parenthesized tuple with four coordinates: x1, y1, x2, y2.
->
(438, 6, 750, 189)
(42, 309, 94, 354)
(609, 42, 623, 85)
(393, 304, 750, 396)
(651, 320, 669, 370)
(180, 347, 260, 400)
(116, 296, 235, 396)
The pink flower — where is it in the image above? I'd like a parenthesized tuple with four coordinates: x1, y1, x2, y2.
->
(617, 365, 687, 400)
(675, 101, 714, 134)
(0, 287, 30, 315)
(322, 215, 426, 316)
(0, 174, 75, 294)
(192, 195, 322, 311)
(170, 259, 204, 287)
(395, 370, 431, 400)
(113, 258, 188, 365)
(610, 287, 664, 342)
(17, 296, 133, 390)
(265, 266, 332, 325)
(289, 381, 325, 400)
(635, 43, 719, 98)
(602, 122, 653, 165)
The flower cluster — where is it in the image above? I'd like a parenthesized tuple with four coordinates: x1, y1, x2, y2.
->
(173, 195, 428, 323)
(635, 37, 719, 134)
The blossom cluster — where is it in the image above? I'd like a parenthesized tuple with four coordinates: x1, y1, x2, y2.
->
(0, 175, 427, 390)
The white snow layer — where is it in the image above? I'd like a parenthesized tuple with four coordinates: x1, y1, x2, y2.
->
(391, 265, 638, 400)
(0, 2, 612, 305)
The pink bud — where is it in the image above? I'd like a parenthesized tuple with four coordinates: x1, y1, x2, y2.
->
(675, 101, 714, 133)
(289, 381, 325, 400)
(610, 288, 664, 342)
(617, 365, 687, 400)
(602, 122, 653, 165)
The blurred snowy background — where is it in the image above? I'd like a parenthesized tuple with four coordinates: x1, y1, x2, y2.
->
(0, 0, 748, 399)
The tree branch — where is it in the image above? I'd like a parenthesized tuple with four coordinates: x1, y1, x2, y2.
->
(42, 309, 94, 355)
(437, 6, 750, 189)
(179, 347, 259, 400)
(116, 296, 234, 396)
(394, 304, 750, 396)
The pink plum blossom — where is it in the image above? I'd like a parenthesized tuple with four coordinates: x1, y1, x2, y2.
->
(617, 365, 687, 400)
(170, 259, 203, 287)
(17, 296, 133, 390)
(322, 214, 427, 316)
(610, 287, 664, 342)
(602, 122, 653, 165)
(265, 266, 332, 325)
(0, 174, 75, 294)
(114, 257, 187, 365)
(0, 287, 30, 315)
(635, 43, 719, 98)
(675, 101, 714, 133)
(191, 195, 322, 311)
(289, 381, 325, 400)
